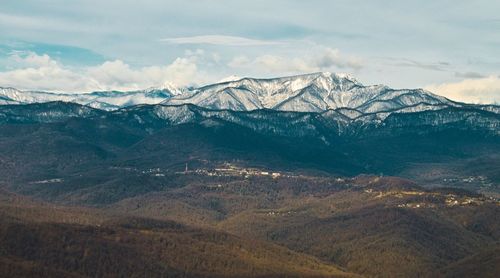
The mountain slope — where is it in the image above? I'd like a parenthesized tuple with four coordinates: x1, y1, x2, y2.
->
(0, 102, 498, 205)
(217, 177, 499, 277)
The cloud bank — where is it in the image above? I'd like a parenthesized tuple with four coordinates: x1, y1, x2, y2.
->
(426, 75, 500, 104)
(0, 47, 364, 92)
(0, 52, 206, 92)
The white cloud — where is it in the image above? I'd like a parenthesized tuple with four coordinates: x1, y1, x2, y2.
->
(0, 52, 208, 92)
(426, 75, 500, 104)
(313, 48, 363, 70)
(160, 35, 281, 46)
(9, 52, 57, 68)
(227, 47, 362, 74)
(0, 52, 98, 92)
(454, 71, 486, 79)
(391, 58, 450, 72)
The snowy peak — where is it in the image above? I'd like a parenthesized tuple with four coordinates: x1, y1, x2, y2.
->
(217, 75, 243, 83)
(143, 82, 186, 96)
(163, 72, 453, 114)
(209, 72, 362, 93)
(166, 72, 364, 111)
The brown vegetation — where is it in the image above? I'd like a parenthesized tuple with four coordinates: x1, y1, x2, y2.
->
(0, 191, 354, 278)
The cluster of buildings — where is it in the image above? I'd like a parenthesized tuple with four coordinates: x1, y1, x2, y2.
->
(397, 202, 436, 209)
(264, 210, 297, 217)
(444, 195, 483, 207)
(182, 163, 284, 179)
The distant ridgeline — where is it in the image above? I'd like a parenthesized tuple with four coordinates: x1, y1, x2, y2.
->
(0, 72, 499, 136)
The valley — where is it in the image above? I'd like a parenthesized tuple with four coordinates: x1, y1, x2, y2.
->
(0, 73, 499, 277)
(1, 170, 498, 277)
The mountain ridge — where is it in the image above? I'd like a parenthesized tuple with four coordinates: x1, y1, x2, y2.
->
(0, 72, 465, 113)
(2, 72, 499, 133)
(162, 72, 458, 114)
(0, 86, 181, 110)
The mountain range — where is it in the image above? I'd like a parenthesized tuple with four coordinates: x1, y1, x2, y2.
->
(3, 72, 499, 114)
(2, 72, 499, 137)
(0, 84, 182, 110)
(0, 72, 499, 277)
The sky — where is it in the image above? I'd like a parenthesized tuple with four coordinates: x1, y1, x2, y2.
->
(0, 0, 499, 103)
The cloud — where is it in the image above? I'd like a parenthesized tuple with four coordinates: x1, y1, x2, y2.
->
(312, 48, 362, 70)
(426, 75, 500, 104)
(87, 57, 200, 90)
(8, 51, 58, 68)
(392, 58, 450, 71)
(454, 71, 486, 79)
(0, 52, 208, 92)
(160, 35, 281, 46)
(227, 47, 362, 74)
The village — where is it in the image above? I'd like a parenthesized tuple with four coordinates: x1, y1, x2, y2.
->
(176, 162, 289, 179)
(109, 162, 307, 180)
(110, 163, 500, 210)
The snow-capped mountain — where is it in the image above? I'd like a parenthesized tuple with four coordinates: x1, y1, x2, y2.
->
(0, 86, 183, 110)
(2, 70, 499, 136)
(163, 72, 458, 113)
